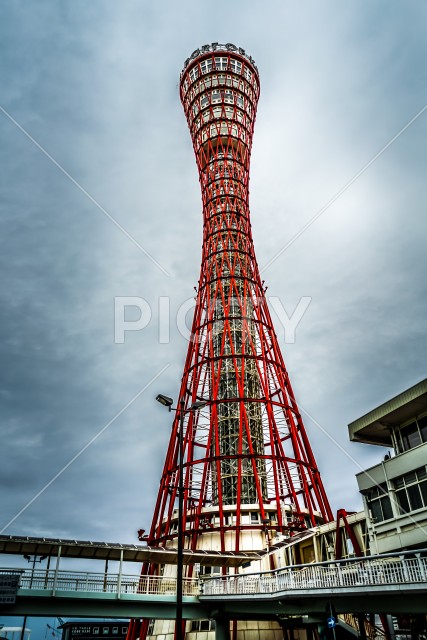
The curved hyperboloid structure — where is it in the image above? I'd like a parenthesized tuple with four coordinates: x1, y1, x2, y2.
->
(128, 43, 333, 640)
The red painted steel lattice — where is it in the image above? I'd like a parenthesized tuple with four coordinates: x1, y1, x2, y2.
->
(127, 43, 333, 640)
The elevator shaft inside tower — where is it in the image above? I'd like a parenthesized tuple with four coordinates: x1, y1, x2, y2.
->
(203, 147, 267, 506)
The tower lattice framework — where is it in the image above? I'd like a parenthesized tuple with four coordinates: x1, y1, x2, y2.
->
(128, 43, 333, 640)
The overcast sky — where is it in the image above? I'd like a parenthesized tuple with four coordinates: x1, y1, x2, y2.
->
(1, 0, 426, 562)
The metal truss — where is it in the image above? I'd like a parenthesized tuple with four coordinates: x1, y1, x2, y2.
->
(128, 43, 333, 640)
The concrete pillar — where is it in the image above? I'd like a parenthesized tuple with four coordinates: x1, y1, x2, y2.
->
(384, 615, 396, 640)
(214, 618, 230, 640)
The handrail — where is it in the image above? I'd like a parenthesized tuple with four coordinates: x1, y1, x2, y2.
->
(201, 547, 427, 579)
(3, 548, 427, 600)
(201, 550, 427, 596)
(13, 569, 199, 597)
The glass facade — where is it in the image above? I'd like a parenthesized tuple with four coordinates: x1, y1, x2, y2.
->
(365, 483, 393, 522)
(394, 467, 427, 515)
(395, 414, 427, 452)
(365, 466, 427, 522)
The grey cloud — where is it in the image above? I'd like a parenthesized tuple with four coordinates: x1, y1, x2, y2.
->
(0, 0, 426, 561)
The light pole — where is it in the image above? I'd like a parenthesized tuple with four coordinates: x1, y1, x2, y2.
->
(156, 394, 207, 640)
(24, 553, 48, 588)
(20, 554, 47, 640)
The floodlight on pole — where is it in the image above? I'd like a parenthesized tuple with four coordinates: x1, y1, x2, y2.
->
(189, 400, 207, 411)
(155, 395, 209, 640)
(155, 394, 174, 410)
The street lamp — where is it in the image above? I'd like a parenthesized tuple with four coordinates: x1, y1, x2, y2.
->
(155, 394, 174, 410)
(156, 394, 208, 640)
(20, 555, 48, 640)
(23, 553, 48, 587)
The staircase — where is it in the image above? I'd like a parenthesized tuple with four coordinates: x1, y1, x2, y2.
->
(339, 613, 387, 640)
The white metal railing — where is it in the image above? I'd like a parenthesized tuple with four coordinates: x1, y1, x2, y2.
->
(201, 550, 427, 596)
(15, 569, 198, 597)
(2, 548, 427, 601)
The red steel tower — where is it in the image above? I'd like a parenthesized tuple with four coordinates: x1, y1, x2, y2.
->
(129, 43, 333, 640)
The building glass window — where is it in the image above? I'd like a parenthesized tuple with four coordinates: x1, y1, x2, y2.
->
(397, 415, 427, 452)
(200, 565, 221, 575)
(230, 59, 242, 74)
(200, 59, 213, 74)
(408, 484, 423, 510)
(394, 467, 427, 515)
(189, 67, 198, 82)
(191, 620, 216, 632)
(401, 423, 421, 450)
(215, 56, 228, 71)
(243, 67, 252, 81)
(366, 483, 393, 522)
(419, 415, 427, 442)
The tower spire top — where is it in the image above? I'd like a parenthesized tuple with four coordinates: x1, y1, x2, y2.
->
(181, 42, 258, 78)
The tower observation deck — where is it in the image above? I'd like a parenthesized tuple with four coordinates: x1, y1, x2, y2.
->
(128, 43, 333, 640)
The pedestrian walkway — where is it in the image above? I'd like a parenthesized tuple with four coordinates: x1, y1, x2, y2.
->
(0, 548, 426, 619)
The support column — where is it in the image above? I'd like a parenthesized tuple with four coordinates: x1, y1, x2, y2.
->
(357, 615, 367, 640)
(117, 549, 123, 599)
(214, 618, 230, 640)
(52, 545, 61, 596)
(103, 559, 109, 592)
(306, 626, 314, 640)
(44, 555, 52, 589)
(383, 615, 396, 640)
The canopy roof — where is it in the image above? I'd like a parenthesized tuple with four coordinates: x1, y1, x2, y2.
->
(0, 535, 261, 567)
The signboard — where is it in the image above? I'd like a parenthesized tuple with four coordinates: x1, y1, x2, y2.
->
(183, 42, 258, 72)
(61, 622, 129, 640)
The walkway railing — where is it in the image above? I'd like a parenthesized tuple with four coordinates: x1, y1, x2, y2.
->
(2, 548, 427, 600)
(15, 569, 198, 597)
(201, 550, 427, 596)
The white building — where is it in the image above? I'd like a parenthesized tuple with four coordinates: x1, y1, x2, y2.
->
(348, 378, 427, 554)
